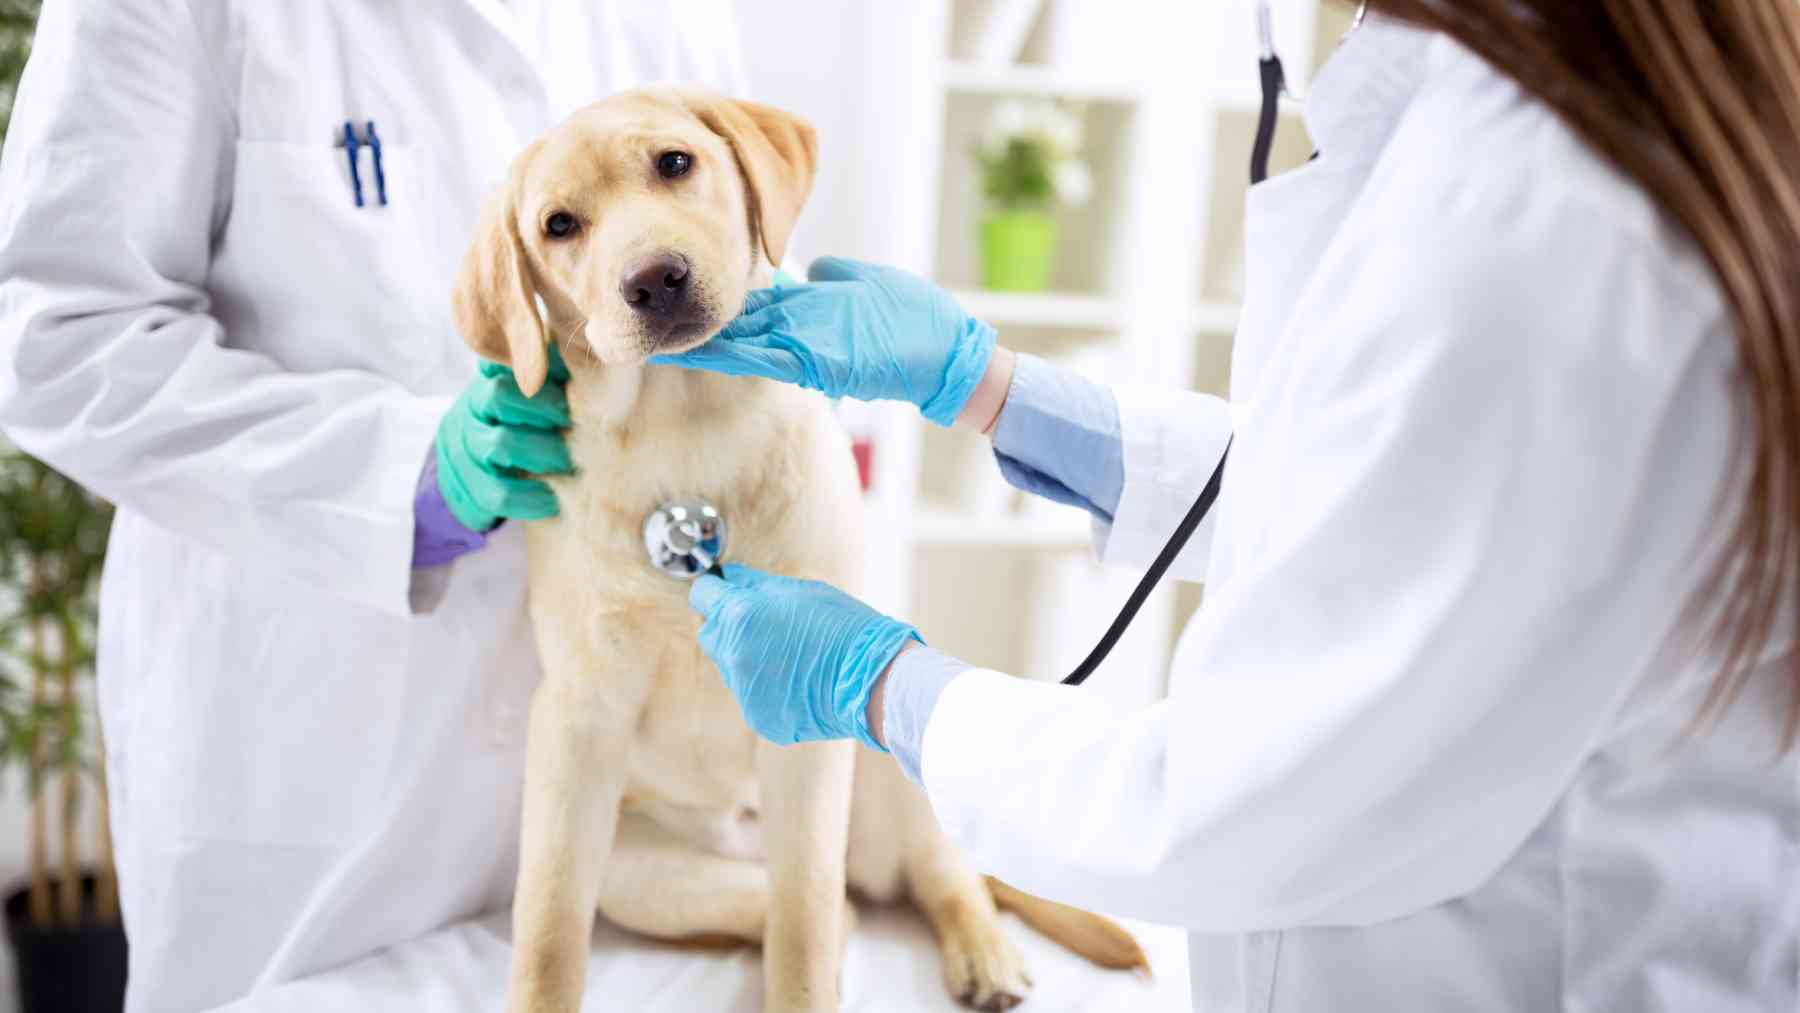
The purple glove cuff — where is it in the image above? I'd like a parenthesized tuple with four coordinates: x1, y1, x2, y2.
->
(413, 449, 490, 568)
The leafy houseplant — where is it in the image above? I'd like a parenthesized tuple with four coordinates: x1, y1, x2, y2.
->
(0, 0, 34, 139)
(973, 99, 1093, 292)
(0, 2, 130, 1010)
(0, 456, 123, 990)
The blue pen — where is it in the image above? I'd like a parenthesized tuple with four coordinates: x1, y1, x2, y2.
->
(365, 120, 388, 207)
(341, 121, 364, 208)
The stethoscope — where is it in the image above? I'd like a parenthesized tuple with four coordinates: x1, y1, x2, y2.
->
(643, 497, 727, 580)
(645, 4, 1343, 685)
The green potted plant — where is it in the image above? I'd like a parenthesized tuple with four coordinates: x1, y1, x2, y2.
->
(0, 450, 123, 1013)
(973, 99, 1093, 292)
(0, 0, 35, 138)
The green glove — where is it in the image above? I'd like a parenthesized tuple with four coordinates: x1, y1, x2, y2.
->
(435, 350, 574, 532)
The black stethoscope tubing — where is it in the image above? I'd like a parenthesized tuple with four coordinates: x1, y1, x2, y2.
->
(1059, 439, 1231, 686)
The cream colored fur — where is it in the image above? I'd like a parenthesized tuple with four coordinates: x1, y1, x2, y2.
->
(453, 89, 1141, 1013)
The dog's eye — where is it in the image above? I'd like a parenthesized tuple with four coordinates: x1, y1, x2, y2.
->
(656, 151, 693, 180)
(544, 211, 580, 239)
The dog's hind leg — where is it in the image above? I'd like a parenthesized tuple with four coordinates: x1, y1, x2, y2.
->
(596, 812, 775, 946)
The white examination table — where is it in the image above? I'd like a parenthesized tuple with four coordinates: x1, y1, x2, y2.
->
(216, 906, 1190, 1011)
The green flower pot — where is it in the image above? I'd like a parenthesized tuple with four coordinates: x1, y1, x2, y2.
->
(979, 211, 1059, 292)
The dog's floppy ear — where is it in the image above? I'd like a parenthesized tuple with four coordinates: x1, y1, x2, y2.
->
(452, 177, 550, 396)
(683, 94, 818, 267)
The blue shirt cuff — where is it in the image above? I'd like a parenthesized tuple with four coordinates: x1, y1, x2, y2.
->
(990, 353, 1124, 521)
(882, 646, 970, 784)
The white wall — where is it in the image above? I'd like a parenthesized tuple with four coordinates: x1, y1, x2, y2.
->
(732, 3, 939, 272)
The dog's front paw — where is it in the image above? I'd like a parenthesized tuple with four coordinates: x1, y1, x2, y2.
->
(937, 903, 1032, 1011)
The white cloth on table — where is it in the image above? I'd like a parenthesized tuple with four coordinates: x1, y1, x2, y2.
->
(213, 910, 1192, 1012)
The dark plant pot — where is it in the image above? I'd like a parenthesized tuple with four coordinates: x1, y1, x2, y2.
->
(4, 875, 127, 1013)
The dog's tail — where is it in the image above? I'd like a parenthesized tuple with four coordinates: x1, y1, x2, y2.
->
(985, 877, 1150, 976)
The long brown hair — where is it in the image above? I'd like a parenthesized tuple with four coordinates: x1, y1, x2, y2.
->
(1361, 0, 1800, 745)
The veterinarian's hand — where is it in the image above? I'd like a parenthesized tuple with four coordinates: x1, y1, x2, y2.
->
(651, 257, 997, 427)
(689, 564, 920, 751)
(435, 351, 574, 532)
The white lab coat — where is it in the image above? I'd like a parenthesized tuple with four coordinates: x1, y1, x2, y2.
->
(0, 2, 742, 1010)
(922, 19, 1798, 1013)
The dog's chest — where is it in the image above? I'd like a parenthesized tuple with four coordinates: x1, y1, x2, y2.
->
(550, 429, 814, 608)
(550, 373, 854, 606)
(624, 649, 764, 832)
(534, 372, 860, 833)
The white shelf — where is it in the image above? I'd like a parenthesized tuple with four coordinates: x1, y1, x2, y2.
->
(1193, 301, 1242, 334)
(953, 289, 1124, 331)
(912, 507, 1093, 549)
(943, 61, 1145, 103)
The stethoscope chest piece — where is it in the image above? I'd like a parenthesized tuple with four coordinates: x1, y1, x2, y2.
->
(643, 498, 728, 580)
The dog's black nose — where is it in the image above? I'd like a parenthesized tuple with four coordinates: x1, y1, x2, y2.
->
(621, 254, 692, 317)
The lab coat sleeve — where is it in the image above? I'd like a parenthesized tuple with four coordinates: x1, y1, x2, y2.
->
(919, 204, 1729, 929)
(0, 0, 448, 618)
(1090, 384, 1232, 583)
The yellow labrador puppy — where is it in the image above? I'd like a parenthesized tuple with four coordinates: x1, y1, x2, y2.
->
(453, 89, 1145, 1013)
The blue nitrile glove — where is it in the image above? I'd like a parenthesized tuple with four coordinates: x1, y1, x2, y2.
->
(435, 349, 574, 532)
(689, 564, 921, 751)
(652, 257, 998, 426)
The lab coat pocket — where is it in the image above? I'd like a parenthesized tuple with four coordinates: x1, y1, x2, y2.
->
(212, 141, 445, 384)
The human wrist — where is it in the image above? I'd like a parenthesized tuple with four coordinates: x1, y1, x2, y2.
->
(874, 644, 970, 784)
(920, 316, 998, 427)
(955, 345, 1017, 435)
(864, 639, 916, 750)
